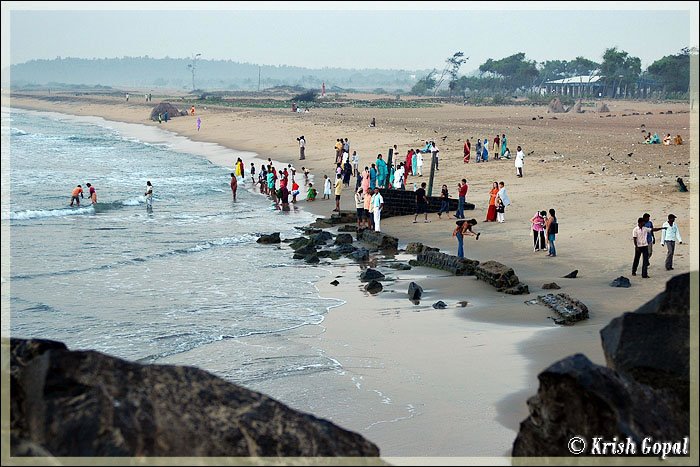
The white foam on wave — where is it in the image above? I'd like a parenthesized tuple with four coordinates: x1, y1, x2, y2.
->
(121, 197, 143, 206)
(6, 205, 94, 220)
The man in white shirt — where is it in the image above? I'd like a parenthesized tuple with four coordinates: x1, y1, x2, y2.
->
(351, 151, 360, 176)
(394, 163, 405, 190)
(660, 214, 683, 271)
(371, 187, 384, 232)
(632, 217, 666, 278)
(298, 136, 306, 160)
(515, 146, 525, 177)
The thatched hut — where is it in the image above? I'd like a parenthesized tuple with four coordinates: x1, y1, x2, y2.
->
(597, 102, 610, 113)
(547, 98, 566, 113)
(572, 100, 585, 113)
(150, 102, 184, 121)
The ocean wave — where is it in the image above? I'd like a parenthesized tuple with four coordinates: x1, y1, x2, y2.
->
(5, 198, 145, 220)
(11, 234, 256, 281)
(6, 205, 95, 220)
(10, 127, 29, 136)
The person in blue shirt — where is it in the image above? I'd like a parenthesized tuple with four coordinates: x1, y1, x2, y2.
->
(642, 213, 655, 259)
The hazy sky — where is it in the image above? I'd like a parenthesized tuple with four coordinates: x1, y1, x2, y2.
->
(3, 2, 698, 72)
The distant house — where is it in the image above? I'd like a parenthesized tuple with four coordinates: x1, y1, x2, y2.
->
(543, 75, 604, 97)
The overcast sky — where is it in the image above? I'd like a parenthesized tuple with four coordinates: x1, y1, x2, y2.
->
(3, 2, 698, 72)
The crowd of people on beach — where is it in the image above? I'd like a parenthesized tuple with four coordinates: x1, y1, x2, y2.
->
(79, 120, 682, 281)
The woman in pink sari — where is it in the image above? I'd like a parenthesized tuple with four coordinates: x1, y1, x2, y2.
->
(361, 166, 370, 194)
(485, 181, 498, 222)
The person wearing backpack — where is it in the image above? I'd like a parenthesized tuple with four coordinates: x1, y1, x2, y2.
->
(546, 208, 558, 257)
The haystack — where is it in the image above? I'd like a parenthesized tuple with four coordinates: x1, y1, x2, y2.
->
(150, 102, 183, 121)
(597, 102, 610, 113)
(572, 100, 585, 113)
(547, 98, 566, 113)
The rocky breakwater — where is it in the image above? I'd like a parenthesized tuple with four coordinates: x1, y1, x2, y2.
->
(358, 229, 398, 253)
(512, 273, 691, 458)
(409, 247, 479, 276)
(474, 260, 529, 295)
(10, 338, 381, 457)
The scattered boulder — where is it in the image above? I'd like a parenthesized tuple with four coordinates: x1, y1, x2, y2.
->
(501, 284, 530, 295)
(610, 276, 631, 288)
(9, 338, 381, 457)
(537, 293, 589, 325)
(304, 254, 320, 264)
(334, 244, 357, 255)
(257, 232, 281, 244)
(364, 280, 383, 294)
(310, 231, 333, 245)
(432, 301, 447, 309)
(337, 225, 357, 233)
(563, 270, 578, 278)
(293, 243, 317, 256)
(386, 262, 412, 271)
(359, 268, 385, 282)
(330, 280, 339, 286)
(542, 282, 561, 290)
(350, 248, 370, 262)
(408, 282, 423, 300)
(358, 230, 398, 252)
(334, 233, 354, 245)
(597, 102, 610, 113)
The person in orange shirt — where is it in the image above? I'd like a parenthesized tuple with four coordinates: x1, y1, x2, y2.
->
(190, 105, 195, 115)
(70, 185, 84, 206)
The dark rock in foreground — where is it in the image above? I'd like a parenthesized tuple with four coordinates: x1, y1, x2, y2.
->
(542, 282, 561, 290)
(432, 301, 447, 309)
(563, 269, 578, 278)
(601, 273, 690, 408)
(513, 273, 690, 457)
(358, 230, 398, 252)
(10, 338, 380, 457)
(360, 268, 385, 282)
(512, 354, 687, 456)
(364, 280, 383, 294)
(408, 282, 423, 300)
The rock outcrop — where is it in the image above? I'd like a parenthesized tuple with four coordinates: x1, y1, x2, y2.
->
(410, 249, 478, 275)
(10, 338, 380, 458)
(358, 230, 398, 252)
(513, 273, 690, 457)
(474, 260, 527, 294)
(149, 102, 183, 121)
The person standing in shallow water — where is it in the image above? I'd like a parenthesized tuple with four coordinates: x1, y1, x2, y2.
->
(230, 173, 238, 202)
(144, 181, 153, 210)
(86, 183, 97, 205)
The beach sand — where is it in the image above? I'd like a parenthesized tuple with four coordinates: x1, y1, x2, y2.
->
(4, 91, 697, 461)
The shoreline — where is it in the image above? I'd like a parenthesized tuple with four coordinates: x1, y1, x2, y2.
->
(4, 94, 696, 460)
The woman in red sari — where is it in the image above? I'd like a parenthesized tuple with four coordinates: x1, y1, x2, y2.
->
(405, 149, 413, 181)
(463, 139, 471, 163)
(485, 181, 499, 222)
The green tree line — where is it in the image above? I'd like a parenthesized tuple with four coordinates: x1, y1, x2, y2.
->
(412, 47, 694, 99)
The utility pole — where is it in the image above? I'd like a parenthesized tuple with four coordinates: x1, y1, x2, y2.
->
(187, 53, 202, 91)
(258, 66, 261, 92)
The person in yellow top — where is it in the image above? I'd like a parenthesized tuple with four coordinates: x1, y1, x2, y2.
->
(333, 173, 343, 212)
(70, 185, 84, 206)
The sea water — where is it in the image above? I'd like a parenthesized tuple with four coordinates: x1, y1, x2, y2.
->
(2, 107, 344, 387)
